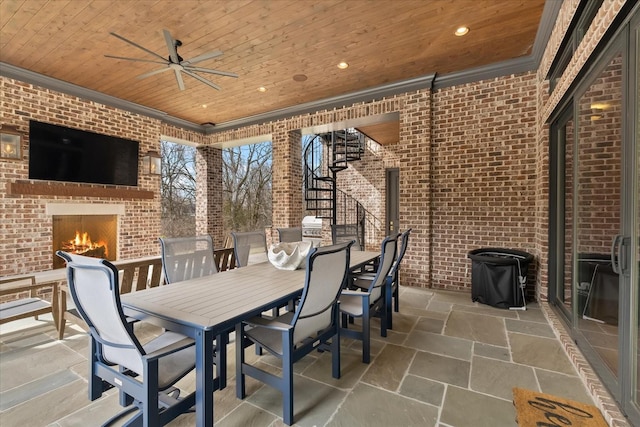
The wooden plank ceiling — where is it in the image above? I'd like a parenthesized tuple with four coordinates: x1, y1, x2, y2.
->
(0, 0, 545, 138)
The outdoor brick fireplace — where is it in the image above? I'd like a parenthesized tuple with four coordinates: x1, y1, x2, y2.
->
(47, 204, 124, 269)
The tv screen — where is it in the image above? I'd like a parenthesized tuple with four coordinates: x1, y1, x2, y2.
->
(28, 120, 139, 186)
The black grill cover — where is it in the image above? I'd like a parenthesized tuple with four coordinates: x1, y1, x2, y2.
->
(468, 248, 533, 309)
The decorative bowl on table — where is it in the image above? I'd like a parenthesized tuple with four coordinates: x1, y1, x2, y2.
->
(267, 241, 312, 270)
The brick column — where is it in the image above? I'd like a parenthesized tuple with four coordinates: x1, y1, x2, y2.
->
(195, 145, 224, 247)
(399, 90, 431, 288)
(270, 127, 303, 241)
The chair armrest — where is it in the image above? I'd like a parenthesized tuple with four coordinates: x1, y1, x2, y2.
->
(352, 273, 375, 282)
(244, 316, 292, 331)
(143, 337, 195, 361)
(353, 272, 376, 279)
(341, 289, 370, 297)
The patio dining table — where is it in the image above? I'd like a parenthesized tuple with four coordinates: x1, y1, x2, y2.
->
(120, 249, 380, 427)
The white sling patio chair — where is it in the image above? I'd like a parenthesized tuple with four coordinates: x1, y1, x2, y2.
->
(231, 230, 268, 267)
(331, 223, 363, 250)
(56, 251, 199, 427)
(276, 227, 303, 243)
(235, 241, 353, 425)
(340, 233, 398, 363)
(158, 235, 230, 388)
(159, 235, 217, 284)
(354, 228, 412, 329)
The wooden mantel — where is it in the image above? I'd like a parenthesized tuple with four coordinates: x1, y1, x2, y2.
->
(6, 181, 155, 199)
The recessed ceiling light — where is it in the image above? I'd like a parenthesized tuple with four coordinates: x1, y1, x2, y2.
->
(202, 104, 207, 108)
(257, 86, 267, 92)
(454, 26, 469, 36)
(337, 62, 349, 69)
(293, 74, 308, 82)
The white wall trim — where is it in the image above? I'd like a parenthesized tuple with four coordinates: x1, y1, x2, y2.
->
(45, 203, 126, 216)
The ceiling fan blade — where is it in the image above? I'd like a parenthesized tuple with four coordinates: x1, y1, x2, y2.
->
(137, 67, 172, 80)
(182, 50, 223, 65)
(182, 70, 221, 90)
(163, 29, 180, 64)
(109, 32, 167, 62)
(183, 65, 238, 78)
(104, 54, 167, 65)
(174, 69, 186, 91)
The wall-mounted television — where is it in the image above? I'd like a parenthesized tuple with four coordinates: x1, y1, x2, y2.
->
(28, 120, 139, 186)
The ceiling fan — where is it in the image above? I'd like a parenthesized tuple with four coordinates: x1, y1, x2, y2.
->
(105, 29, 238, 91)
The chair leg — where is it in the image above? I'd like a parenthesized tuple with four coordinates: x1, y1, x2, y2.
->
(283, 333, 294, 426)
(57, 296, 66, 340)
(119, 366, 134, 407)
(341, 313, 349, 329)
(381, 304, 388, 338)
(384, 282, 392, 333)
(142, 360, 160, 427)
(235, 323, 246, 399)
(331, 332, 341, 379)
(216, 333, 227, 390)
(393, 283, 399, 312)
(89, 338, 104, 401)
(362, 308, 370, 364)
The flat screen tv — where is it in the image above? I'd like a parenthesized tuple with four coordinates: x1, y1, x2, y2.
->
(28, 120, 139, 186)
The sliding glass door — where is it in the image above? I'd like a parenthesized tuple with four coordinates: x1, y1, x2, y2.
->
(573, 44, 623, 392)
(549, 7, 639, 424)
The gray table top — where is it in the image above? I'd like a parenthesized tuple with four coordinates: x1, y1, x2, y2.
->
(121, 251, 379, 332)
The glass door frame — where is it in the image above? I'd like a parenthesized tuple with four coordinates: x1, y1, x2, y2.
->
(549, 103, 574, 324)
(620, 7, 639, 423)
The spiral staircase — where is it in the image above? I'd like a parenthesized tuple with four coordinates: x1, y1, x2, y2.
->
(303, 129, 366, 248)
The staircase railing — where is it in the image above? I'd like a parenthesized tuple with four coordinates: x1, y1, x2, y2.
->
(303, 130, 366, 246)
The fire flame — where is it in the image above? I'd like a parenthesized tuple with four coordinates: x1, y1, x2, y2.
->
(62, 231, 108, 257)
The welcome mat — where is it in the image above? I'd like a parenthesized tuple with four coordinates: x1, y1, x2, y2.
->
(513, 387, 608, 427)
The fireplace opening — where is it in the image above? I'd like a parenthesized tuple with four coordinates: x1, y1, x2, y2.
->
(52, 215, 117, 269)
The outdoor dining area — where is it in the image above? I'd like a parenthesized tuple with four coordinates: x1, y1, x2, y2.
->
(0, 229, 600, 427)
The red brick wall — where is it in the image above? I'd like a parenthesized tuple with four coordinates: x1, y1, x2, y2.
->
(195, 145, 224, 247)
(0, 78, 203, 276)
(430, 73, 538, 290)
(270, 127, 303, 242)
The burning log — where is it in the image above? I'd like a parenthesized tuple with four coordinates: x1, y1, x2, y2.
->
(61, 231, 108, 258)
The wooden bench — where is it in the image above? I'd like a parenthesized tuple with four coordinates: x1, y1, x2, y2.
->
(215, 247, 236, 271)
(0, 276, 59, 328)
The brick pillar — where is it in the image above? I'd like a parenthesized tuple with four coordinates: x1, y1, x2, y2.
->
(399, 90, 431, 288)
(195, 145, 225, 247)
(270, 127, 303, 242)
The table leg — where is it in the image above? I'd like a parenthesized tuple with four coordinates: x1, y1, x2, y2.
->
(196, 329, 214, 427)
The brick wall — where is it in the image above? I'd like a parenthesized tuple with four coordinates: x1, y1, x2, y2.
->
(195, 145, 224, 247)
(0, 77, 216, 276)
(431, 73, 539, 291)
(270, 127, 303, 243)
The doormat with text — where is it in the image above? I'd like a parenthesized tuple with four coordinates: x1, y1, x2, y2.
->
(513, 387, 608, 427)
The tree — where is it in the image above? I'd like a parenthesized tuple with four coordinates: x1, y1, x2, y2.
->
(160, 140, 196, 237)
(160, 140, 273, 238)
(222, 142, 272, 233)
